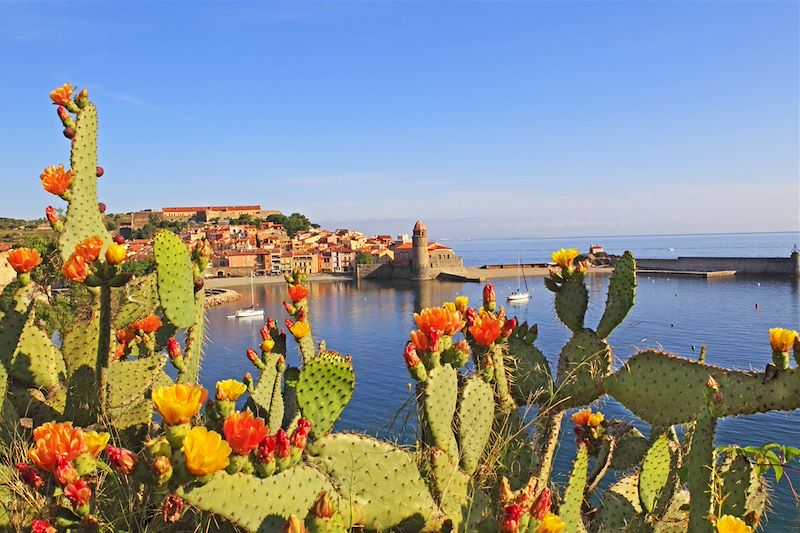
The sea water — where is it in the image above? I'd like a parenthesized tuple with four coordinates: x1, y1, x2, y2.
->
(201, 232, 799, 530)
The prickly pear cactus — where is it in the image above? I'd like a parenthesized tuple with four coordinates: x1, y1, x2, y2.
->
(296, 351, 355, 439)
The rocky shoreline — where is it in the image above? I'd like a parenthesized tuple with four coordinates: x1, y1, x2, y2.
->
(203, 288, 241, 307)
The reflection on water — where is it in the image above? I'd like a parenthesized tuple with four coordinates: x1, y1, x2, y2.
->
(202, 274, 799, 528)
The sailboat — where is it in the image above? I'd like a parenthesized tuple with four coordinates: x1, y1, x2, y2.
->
(507, 255, 531, 302)
(235, 272, 265, 318)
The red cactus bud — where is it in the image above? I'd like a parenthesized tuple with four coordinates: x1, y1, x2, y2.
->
(31, 519, 56, 533)
(105, 445, 138, 474)
(257, 434, 277, 463)
(296, 309, 306, 322)
(267, 317, 276, 330)
(45, 205, 58, 225)
(162, 493, 184, 523)
(531, 488, 552, 520)
(290, 419, 311, 450)
(167, 337, 181, 359)
(57, 105, 70, 121)
(427, 329, 441, 352)
(113, 234, 125, 244)
(96, 166, 104, 177)
(54, 458, 79, 486)
(499, 504, 522, 533)
(403, 342, 421, 368)
(260, 325, 270, 340)
(466, 307, 477, 327)
(275, 429, 291, 458)
(244, 372, 253, 382)
(501, 318, 517, 339)
(483, 283, 495, 305)
(247, 348, 259, 364)
(63, 127, 76, 139)
(283, 301, 294, 314)
(153, 455, 172, 476)
(64, 479, 91, 508)
(454, 339, 471, 355)
(16, 463, 44, 489)
(98, 202, 106, 214)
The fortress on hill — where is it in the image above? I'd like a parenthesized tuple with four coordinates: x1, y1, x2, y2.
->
(357, 220, 466, 280)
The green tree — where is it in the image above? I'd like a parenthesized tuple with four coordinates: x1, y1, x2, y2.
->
(356, 252, 376, 265)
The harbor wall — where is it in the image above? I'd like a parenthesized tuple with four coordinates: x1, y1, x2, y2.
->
(637, 252, 800, 276)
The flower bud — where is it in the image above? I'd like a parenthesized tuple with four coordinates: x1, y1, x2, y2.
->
(283, 301, 295, 315)
(455, 295, 469, 314)
(31, 519, 57, 533)
(55, 458, 79, 486)
(45, 205, 59, 225)
(267, 317, 277, 330)
(98, 202, 106, 214)
(167, 337, 181, 359)
(499, 504, 522, 533)
(113, 233, 125, 244)
(498, 477, 514, 503)
(152, 455, 173, 483)
(96, 166, 104, 177)
(483, 283, 496, 311)
(106, 445, 138, 475)
(64, 479, 91, 509)
(403, 342, 421, 368)
(290, 419, 311, 451)
(311, 491, 335, 519)
(261, 336, 275, 353)
(275, 429, 291, 459)
(63, 127, 76, 139)
(16, 463, 44, 489)
(162, 493, 184, 523)
(284, 515, 309, 533)
(501, 318, 517, 339)
(531, 488, 552, 520)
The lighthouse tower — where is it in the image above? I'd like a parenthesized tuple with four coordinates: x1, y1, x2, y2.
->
(411, 220, 432, 280)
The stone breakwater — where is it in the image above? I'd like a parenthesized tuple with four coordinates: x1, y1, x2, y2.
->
(204, 288, 241, 307)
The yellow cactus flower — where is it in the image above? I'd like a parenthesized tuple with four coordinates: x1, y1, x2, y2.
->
(536, 512, 566, 533)
(84, 431, 110, 459)
(105, 243, 127, 265)
(587, 411, 605, 428)
(769, 328, 798, 353)
(182, 426, 231, 476)
(455, 295, 469, 314)
(289, 320, 311, 339)
(442, 301, 456, 312)
(152, 384, 208, 426)
(551, 248, 580, 270)
(216, 379, 247, 402)
(716, 515, 752, 533)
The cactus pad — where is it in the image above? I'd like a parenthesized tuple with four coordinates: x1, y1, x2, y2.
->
(62, 316, 99, 424)
(10, 313, 65, 390)
(177, 291, 205, 384)
(309, 433, 441, 531)
(456, 376, 493, 475)
(717, 454, 766, 528)
(505, 324, 553, 405)
(596, 474, 646, 532)
(639, 434, 672, 514)
(153, 230, 196, 328)
(421, 363, 459, 457)
(560, 444, 589, 533)
(59, 102, 111, 260)
(296, 351, 355, 438)
(554, 329, 610, 409)
(603, 350, 800, 426)
(611, 427, 650, 471)
(430, 448, 470, 527)
(554, 276, 588, 333)
(596, 251, 636, 339)
(113, 273, 159, 329)
(185, 467, 337, 532)
(107, 356, 169, 430)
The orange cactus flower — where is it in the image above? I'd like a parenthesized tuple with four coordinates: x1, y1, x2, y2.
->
(410, 329, 437, 352)
(64, 479, 91, 508)
(28, 422, 87, 474)
(223, 410, 269, 455)
(468, 312, 503, 347)
(152, 384, 208, 426)
(716, 515, 752, 533)
(40, 164, 74, 197)
(131, 314, 162, 334)
(7, 248, 42, 274)
(62, 253, 89, 282)
(571, 408, 604, 428)
(287, 284, 309, 302)
(216, 379, 247, 402)
(769, 328, 798, 353)
(536, 513, 566, 533)
(414, 307, 465, 337)
(84, 431, 110, 459)
(49, 83, 76, 106)
(183, 426, 231, 476)
(285, 514, 310, 533)
(74, 236, 104, 263)
(551, 248, 580, 270)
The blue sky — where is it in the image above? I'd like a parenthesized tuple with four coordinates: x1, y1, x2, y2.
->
(1, 1, 798, 239)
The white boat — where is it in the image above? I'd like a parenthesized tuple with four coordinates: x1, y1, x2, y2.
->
(235, 272, 264, 318)
(507, 255, 531, 302)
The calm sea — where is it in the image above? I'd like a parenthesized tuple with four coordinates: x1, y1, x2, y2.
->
(201, 232, 800, 530)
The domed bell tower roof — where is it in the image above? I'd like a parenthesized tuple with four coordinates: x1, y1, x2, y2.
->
(413, 220, 426, 234)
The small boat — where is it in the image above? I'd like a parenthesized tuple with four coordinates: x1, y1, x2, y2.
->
(507, 255, 531, 302)
(235, 272, 264, 318)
